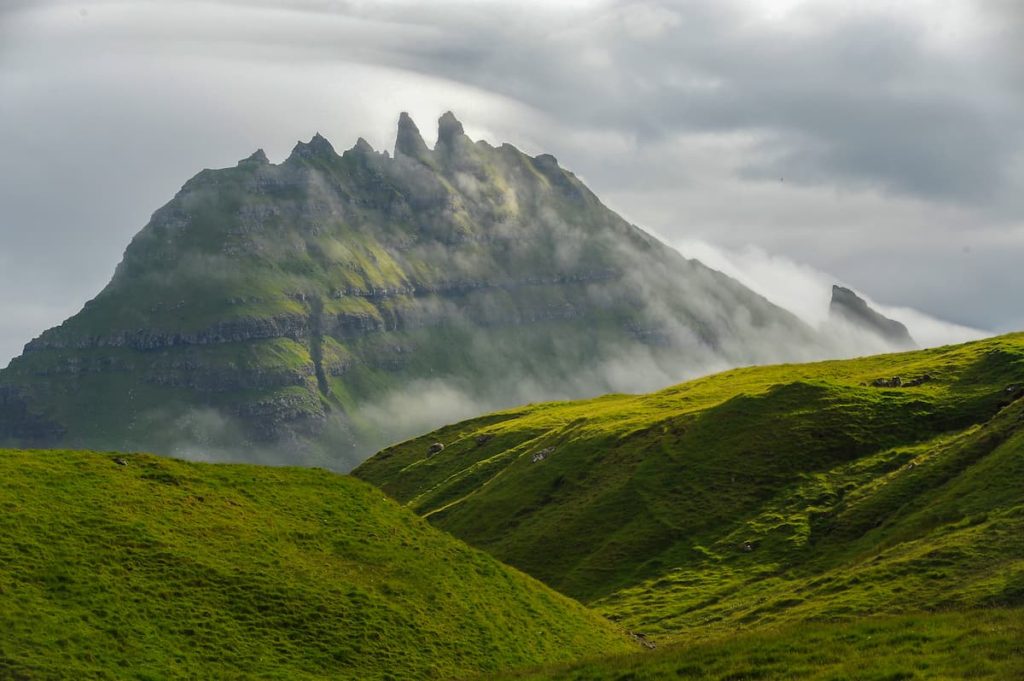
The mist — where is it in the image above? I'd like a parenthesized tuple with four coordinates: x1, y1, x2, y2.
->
(340, 212, 995, 469)
(674, 238, 989, 348)
(335, 203, 988, 468)
(119, 118, 997, 472)
(2, 0, 1022, 371)
(0, 97, 1005, 472)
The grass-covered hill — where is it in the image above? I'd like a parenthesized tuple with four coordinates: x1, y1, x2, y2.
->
(493, 608, 1024, 680)
(354, 332, 1024, 641)
(0, 449, 633, 680)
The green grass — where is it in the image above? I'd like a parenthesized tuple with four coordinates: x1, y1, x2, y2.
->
(0, 449, 633, 680)
(355, 333, 1024, 640)
(4, 335, 1023, 680)
(490, 608, 1024, 680)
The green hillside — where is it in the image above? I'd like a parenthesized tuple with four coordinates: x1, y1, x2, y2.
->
(493, 608, 1024, 680)
(355, 333, 1024, 640)
(0, 449, 633, 680)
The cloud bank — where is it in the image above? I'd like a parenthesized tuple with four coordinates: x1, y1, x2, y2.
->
(674, 238, 988, 348)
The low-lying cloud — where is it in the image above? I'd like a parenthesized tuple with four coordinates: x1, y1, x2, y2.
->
(674, 238, 989, 348)
(2, 0, 1019, 471)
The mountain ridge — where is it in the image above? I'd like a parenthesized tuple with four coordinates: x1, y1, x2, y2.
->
(830, 284, 916, 348)
(0, 111, 837, 468)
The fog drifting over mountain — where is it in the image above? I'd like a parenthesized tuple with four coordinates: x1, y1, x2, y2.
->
(2, 0, 1021, 368)
(674, 239, 987, 348)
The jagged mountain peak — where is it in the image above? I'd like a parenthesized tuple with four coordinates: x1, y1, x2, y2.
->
(238, 148, 269, 166)
(436, 110, 471, 151)
(438, 110, 464, 135)
(0, 109, 826, 468)
(342, 136, 386, 164)
(395, 111, 475, 162)
(395, 111, 431, 162)
(830, 285, 916, 348)
(286, 131, 338, 162)
(351, 136, 375, 154)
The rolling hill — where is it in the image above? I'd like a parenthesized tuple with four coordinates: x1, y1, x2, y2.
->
(0, 449, 633, 680)
(492, 608, 1024, 680)
(355, 333, 1024, 641)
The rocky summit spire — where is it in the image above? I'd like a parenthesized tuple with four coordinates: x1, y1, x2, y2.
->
(353, 137, 375, 154)
(238, 148, 269, 166)
(343, 137, 376, 161)
(394, 112, 432, 163)
(437, 111, 468, 146)
(288, 132, 337, 162)
(830, 285, 916, 348)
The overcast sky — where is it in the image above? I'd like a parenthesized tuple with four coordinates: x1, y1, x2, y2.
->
(1, 0, 1022, 366)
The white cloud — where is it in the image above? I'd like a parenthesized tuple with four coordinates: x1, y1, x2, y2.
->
(673, 238, 989, 348)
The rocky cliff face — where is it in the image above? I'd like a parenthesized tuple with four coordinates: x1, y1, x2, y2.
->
(0, 112, 830, 468)
(830, 285, 916, 349)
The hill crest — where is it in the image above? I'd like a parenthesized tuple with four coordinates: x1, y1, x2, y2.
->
(355, 332, 1024, 638)
(0, 448, 632, 679)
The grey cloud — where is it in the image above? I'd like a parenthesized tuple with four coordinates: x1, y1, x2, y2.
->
(264, 1, 1023, 205)
(372, 1, 1022, 206)
(8, 1, 1019, 204)
(0, 0, 1021, 368)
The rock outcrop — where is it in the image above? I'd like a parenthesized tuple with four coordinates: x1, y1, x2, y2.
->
(830, 285, 916, 349)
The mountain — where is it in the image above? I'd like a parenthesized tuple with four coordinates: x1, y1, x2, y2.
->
(830, 284, 916, 348)
(354, 332, 1024, 640)
(0, 448, 632, 680)
(0, 112, 831, 469)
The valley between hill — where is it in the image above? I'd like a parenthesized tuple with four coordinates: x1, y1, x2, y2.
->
(3, 334, 1022, 679)
(356, 333, 1024, 641)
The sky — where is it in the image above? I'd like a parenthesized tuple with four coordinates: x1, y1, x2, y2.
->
(1, 0, 1021, 367)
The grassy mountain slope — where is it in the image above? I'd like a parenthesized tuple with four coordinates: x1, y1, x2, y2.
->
(493, 608, 1024, 681)
(354, 333, 1024, 639)
(0, 112, 822, 469)
(0, 449, 632, 680)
